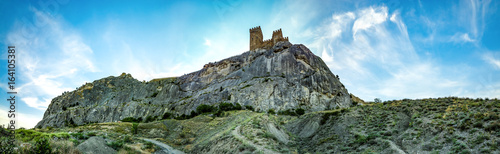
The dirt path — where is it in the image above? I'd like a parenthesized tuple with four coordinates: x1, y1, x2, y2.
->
(231, 125, 278, 154)
(142, 138, 185, 154)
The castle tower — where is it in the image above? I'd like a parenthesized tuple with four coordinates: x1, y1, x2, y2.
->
(249, 26, 289, 51)
(249, 26, 263, 51)
(272, 29, 283, 44)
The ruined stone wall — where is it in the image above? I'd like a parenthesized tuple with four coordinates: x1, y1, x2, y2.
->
(250, 26, 289, 51)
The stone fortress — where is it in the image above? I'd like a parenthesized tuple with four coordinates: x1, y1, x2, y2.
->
(249, 26, 289, 51)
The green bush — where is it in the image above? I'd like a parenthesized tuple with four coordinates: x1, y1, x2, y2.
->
(218, 103, 243, 111)
(244, 105, 254, 111)
(71, 132, 88, 140)
(33, 136, 52, 154)
(0, 136, 14, 153)
(144, 116, 157, 123)
(86, 132, 97, 137)
(219, 103, 234, 111)
(196, 104, 216, 114)
(131, 123, 139, 134)
(485, 121, 500, 132)
(295, 108, 305, 115)
(143, 141, 155, 149)
(278, 109, 296, 116)
(107, 140, 123, 151)
(150, 92, 158, 98)
(162, 112, 173, 119)
(354, 133, 368, 144)
(268, 109, 276, 114)
(122, 117, 143, 123)
(234, 103, 242, 110)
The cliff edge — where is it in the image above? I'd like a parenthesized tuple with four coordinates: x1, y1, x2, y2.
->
(36, 41, 352, 128)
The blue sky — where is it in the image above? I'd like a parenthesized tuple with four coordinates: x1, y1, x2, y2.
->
(0, 0, 499, 128)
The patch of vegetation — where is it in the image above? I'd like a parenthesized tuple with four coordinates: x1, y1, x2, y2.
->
(131, 123, 139, 134)
(150, 92, 159, 98)
(122, 117, 142, 123)
(278, 108, 305, 116)
(162, 112, 173, 119)
(107, 140, 124, 151)
(197, 104, 217, 114)
(245, 105, 254, 111)
(219, 102, 243, 111)
(33, 136, 52, 154)
(144, 115, 157, 123)
(268, 109, 276, 114)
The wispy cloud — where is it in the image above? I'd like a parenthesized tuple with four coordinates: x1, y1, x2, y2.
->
(6, 8, 96, 111)
(450, 32, 475, 43)
(309, 5, 467, 101)
(453, 0, 491, 43)
(0, 108, 41, 129)
(483, 52, 500, 69)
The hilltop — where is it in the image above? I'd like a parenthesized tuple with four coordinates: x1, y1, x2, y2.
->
(35, 40, 352, 129)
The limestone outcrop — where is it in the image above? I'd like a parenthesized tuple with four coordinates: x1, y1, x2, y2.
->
(35, 41, 352, 128)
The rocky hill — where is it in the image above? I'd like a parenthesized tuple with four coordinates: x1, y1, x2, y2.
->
(35, 41, 352, 128)
(10, 97, 499, 153)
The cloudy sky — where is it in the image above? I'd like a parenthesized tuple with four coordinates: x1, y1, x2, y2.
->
(1, 0, 499, 128)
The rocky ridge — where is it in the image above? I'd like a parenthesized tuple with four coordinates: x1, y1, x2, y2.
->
(36, 41, 352, 128)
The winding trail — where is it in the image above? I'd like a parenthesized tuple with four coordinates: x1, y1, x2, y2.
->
(142, 138, 185, 154)
(231, 125, 278, 154)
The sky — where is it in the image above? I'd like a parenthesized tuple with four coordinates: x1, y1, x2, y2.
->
(0, 0, 499, 129)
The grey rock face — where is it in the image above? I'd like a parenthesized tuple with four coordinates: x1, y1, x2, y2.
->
(36, 41, 352, 128)
(76, 136, 116, 154)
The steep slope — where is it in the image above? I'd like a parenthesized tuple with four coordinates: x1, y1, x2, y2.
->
(36, 41, 352, 128)
(21, 98, 499, 153)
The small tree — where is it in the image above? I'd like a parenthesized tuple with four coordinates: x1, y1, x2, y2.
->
(374, 98, 382, 103)
(295, 108, 305, 116)
(33, 136, 52, 154)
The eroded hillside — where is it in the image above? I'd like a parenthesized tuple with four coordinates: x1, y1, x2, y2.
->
(10, 97, 499, 153)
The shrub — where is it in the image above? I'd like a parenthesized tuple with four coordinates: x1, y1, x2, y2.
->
(245, 105, 254, 111)
(131, 123, 139, 134)
(0, 137, 14, 152)
(268, 109, 276, 114)
(219, 103, 234, 111)
(196, 104, 216, 114)
(190, 110, 198, 117)
(144, 116, 156, 123)
(33, 136, 52, 154)
(71, 133, 88, 140)
(143, 141, 154, 149)
(107, 140, 123, 151)
(234, 103, 242, 110)
(123, 135, 133, 143)
(122, 117, 142, 123)
(485, 121, 500, 132)
(86, 132, 97, 137)
(150, 92, 158, 98)
(214, 109, 224, 117)
(162, 112, 173, 119)
(295, 108, 305, 115)
(278, 109, 296, 116)
(51, 140, 80, 154)
(354, 133, 368, 144)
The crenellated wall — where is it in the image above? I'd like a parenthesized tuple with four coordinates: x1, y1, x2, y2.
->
(250, 26, 289, 51)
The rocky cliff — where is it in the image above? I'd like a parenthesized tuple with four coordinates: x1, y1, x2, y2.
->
(36, 41, 352, 128)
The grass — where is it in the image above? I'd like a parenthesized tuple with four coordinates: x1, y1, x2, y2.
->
(9, 97, 500, 153)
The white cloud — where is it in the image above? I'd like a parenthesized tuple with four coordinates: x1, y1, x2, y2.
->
(204, 38, 212, 46)
(450, 32, 475, 43)
(309, 5, 466, 101)
(0, 108, 41, 129)
(352, 6, 388, 38)
(5, 8, 96, 112)
(483, 52, 500, 69)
